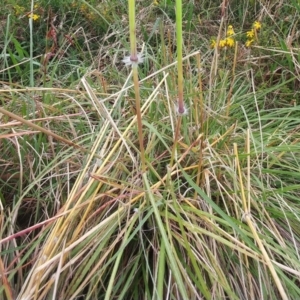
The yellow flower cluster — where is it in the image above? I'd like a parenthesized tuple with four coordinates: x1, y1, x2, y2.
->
(28, 13, 40, 21)
(13, 4, 41, 21)
(227, 25, 235, 36)
(210, 21, 262, 49)
(210, 25, 236, 49)
(245, 21, 261, 47)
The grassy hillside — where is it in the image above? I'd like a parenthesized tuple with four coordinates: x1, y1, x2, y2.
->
(1, 0, 300, 299)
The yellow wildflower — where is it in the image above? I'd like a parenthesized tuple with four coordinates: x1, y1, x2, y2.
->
(227, 25, 235, 37)
(245, 39, 254, 47)
(219, 39, 227, 48)
(14, 5, 25, 16)
(225, 37, 235, 47)
(153, 0, 159, 5)
(210, 39, 217, 49)
(253, 21, 261, 30)
(28, 13, 40, 21)
(246, 29, 255, 38)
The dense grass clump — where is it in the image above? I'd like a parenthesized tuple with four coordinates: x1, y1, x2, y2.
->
(1, 0, 300, 299)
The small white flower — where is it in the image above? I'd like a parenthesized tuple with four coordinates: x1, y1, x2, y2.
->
(175, 103, 189, 116)
(122, 53, 144, 67)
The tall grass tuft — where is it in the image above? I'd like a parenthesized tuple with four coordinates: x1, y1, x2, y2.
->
(0, 0, 300, 299)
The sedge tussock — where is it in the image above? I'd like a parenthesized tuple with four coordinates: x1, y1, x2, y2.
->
(1, 1, 300, 299)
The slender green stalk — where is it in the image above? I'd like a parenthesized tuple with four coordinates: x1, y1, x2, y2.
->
(3, 15, 11, 83)
(175, 0, 185, 115)
(170, 0, 185, 167)
(128, 0, 146, 173)
(29, 0, 34, 87)
(128, 0, 137, 58)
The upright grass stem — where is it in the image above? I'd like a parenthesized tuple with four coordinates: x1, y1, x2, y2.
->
(175, 0, 184, 115)
(128, 0, 146, 173)
(170, 0, 185, 166)
(29, 0, 34, 87)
